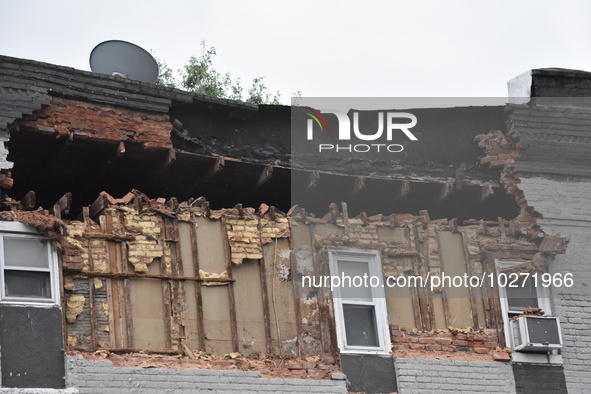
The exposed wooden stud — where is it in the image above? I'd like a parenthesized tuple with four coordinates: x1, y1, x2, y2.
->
(257, 229, 273, 354)
(319, 248, 339, 356)
(105, 211, 122, 348)
(189, 214, 206, 351)
(164, 215, 188, 350)
(416, 225, 435, 330)
(257, 164, 274, 186)
(436, 231, 453, 328)
(308, 171, 320, 189)
(88, 277, 98, 351)
(341, 202, 350, 236)
(121, 231, 134, 348)
(461, 233, 480, 329)
(59, 253, 68, 353)
(483, 256, 505, 345)
(441, 289, 452, 328)
(157, 215, 173, 350)
(308, 224, 333, 354)
(288, 237, 303, 359)
(221, 217, 239, 353)
(83, 207, 98, 351)
(405, 270, 424, 330)
(410, 225, 430, 331)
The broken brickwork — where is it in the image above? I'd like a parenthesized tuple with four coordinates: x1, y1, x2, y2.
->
(11, 96, 173, 151)
(475, 122, 544, 238)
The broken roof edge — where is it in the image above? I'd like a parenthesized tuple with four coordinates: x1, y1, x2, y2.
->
(0, 55, 259, 113)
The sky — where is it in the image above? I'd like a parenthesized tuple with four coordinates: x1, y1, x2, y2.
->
(1, 1, 591, 102)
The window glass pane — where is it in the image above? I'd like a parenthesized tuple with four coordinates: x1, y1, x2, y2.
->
(4, 270, 51, 299)
(338, 260, 372, 301)
(343, 304, 379, 347)
(4, 237, 49, 269)
(507, 277, 539, 312)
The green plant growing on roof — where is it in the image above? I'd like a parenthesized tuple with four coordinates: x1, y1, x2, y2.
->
(154, 41, 281, 105)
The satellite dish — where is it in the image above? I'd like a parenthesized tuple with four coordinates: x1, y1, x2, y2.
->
(90, 40, 159, 83)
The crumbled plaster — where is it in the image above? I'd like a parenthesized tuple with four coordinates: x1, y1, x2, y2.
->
(66, 295, 86, 324)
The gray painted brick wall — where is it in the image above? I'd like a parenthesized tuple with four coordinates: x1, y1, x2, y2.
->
(519, 176, 591, 394)
(394, 358, 515, 394)
(66, 355, 347, 394)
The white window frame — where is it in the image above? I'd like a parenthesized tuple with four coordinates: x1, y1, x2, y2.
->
(328, 248, 391, 355)
(0, 221, 60, 306)
(495, 260, 552, 350)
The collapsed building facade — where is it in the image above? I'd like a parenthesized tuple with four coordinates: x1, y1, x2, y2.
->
(0, 55, 589, 393)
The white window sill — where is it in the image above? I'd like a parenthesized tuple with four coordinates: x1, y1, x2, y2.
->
(340, 350, 392, 357)
(511, 352, 563, 365)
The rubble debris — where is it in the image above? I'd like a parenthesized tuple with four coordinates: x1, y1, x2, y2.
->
(0, 209, 66, 239)
(67, 350, 342, 380)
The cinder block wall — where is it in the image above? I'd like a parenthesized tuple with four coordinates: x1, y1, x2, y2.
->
(519, 176, 591, 393)
(393, 358, 516, 394)
(66, 355, 347, 394)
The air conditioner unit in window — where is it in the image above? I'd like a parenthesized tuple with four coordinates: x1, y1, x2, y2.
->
(511, 316, 563, 352)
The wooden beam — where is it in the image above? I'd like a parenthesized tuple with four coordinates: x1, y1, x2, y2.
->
(19, 190, 36, 210)
(88, 192, 112, 219)
(257, 164, 274, 186)
(121, 223, 134, 348)
(190, 214, 206, 352)
(155, 215, 173, 351)
(221, 217, 239, 353)
(51, 192, 72, 217)
(461, 233, 480, 329)
(406, 270, 424, 330)
(341, 202, 350, 236)
(258, 242, 273, 354)
(288, 237, 303, 359)
(105, 212, 123, 348)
